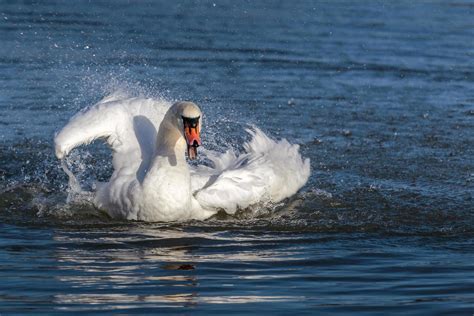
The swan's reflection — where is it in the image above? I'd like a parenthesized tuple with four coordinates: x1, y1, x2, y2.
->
(52, 227, 202, 309)
(51, 225, 303, 310)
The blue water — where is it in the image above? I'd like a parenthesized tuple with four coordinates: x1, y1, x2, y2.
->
(1, 1, 473, 314)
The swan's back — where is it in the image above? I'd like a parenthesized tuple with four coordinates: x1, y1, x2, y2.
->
(193, 128, 311, 213)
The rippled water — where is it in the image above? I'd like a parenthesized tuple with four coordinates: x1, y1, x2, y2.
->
(1, 1, 473, 314)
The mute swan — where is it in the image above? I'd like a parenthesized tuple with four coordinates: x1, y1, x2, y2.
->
(54, 94, 310, 221)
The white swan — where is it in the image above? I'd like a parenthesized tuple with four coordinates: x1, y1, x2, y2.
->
(54, 94, 310, 221)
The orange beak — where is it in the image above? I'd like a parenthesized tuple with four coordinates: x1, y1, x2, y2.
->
(184, 123, 201, 160)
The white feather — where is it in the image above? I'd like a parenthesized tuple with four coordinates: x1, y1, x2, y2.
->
(55, 94, 310, 221)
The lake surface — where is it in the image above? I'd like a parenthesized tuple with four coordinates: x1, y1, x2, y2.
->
(1, 1, 473, 314)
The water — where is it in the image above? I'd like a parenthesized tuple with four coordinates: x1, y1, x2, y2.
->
(1, 1, 473, 314)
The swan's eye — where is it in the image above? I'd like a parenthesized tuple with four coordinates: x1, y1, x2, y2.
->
(182, 116, 200, 128)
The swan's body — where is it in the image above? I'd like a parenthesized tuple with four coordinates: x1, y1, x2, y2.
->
(55, 94, 310, 221)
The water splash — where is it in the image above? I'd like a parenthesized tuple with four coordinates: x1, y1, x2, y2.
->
(58, 150, 97, 211)
(60, 159, 83, 204)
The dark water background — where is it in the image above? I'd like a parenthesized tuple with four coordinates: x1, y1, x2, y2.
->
(1, 1, 473, 314)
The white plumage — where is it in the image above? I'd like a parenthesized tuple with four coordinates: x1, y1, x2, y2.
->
(54, 93, 310, 221)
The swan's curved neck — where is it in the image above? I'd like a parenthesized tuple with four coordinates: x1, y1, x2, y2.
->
(140, 114, 193, 219)
(153, 115, 187, 166)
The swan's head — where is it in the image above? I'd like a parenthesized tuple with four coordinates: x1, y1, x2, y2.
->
(172, 101, 202, 160)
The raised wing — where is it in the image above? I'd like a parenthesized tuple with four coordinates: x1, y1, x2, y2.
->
(54, 93, 170, 181)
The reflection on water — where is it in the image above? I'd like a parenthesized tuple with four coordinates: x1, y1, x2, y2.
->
(51, 227, 307, 310)
(1, 217, 474, 314)
(53, 232, 200, 309)
(54, 293, 302, 311)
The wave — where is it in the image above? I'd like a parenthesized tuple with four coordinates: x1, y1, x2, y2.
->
(1, 179, 472, 237)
